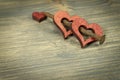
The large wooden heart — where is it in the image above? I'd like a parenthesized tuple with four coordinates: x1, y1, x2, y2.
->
(54, 11, 79, 39)
(72, 18, 103, 47)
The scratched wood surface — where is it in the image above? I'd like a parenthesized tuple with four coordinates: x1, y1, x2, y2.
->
(0, 0, 120, 80)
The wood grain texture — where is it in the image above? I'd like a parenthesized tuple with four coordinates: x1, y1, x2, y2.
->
(0, 0, 120, 80)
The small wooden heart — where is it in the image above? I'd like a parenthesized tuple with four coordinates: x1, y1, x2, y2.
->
(54, 11, 79, 39)
(72, 18, 103, 47)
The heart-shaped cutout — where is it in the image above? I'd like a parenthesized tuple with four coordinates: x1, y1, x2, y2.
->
(72, 18, 103, 47)
(54, 11, 80, 39)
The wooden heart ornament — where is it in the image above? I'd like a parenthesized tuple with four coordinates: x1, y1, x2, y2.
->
(32, 11, 105, 47)
(72, 18, 103, 47)
(54, 11, 80, 39)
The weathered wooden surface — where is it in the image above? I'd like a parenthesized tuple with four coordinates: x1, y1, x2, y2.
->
(0, 0, 120, 80)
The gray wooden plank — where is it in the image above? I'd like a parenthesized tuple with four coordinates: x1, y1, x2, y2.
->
(0, 0, 120, 80)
